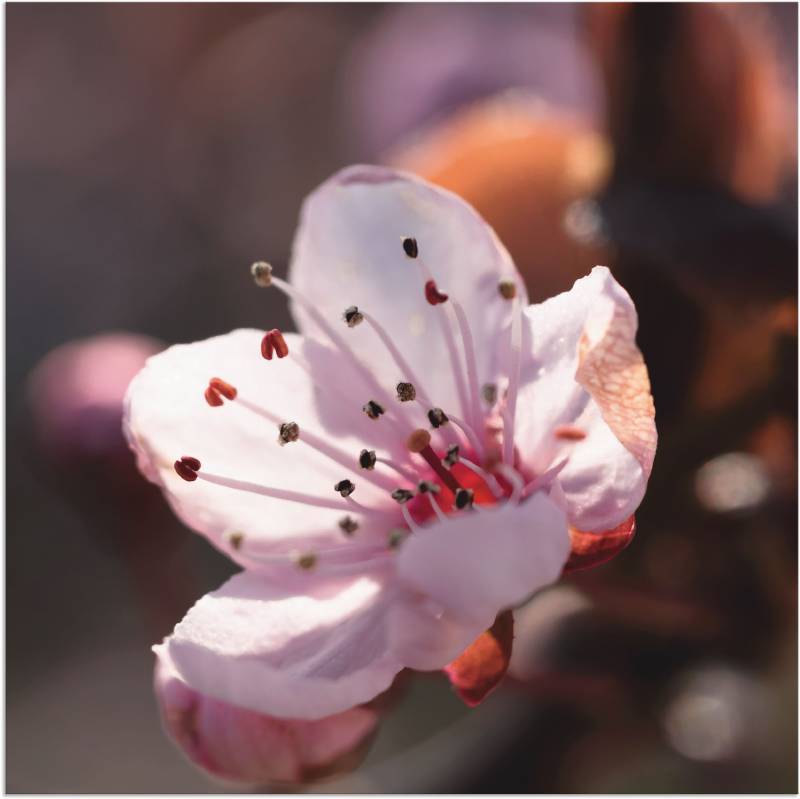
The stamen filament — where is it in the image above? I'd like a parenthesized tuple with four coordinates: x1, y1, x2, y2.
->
(495, 462, 524, 503)
(376, 457, 418, 484)
(400, 503, 422, 533)
(458, 457, 505, 498)
(451, 299, 483, 437)
(503, 297, 523, 465)
(523, 457, 570, 497)
(446, 412, 485, 460)
(427, 492, 448, 522)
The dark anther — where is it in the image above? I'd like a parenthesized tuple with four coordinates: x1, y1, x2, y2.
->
(227, 532, 244, 550)
(388, 529, 406, 549)
(297, 553, 318, 570)
(424, 279, 449, 305)
(338, 516, 359, 536)
(417, 480, 440, 494)
(359, 449, 377, 470)
(402, 237, 419, 259)
(363, 400, 385, 420)
(455, 488, 474, 509)
(343, 306, 364, 328)
(251, 261, 273, 287)
(391, 488, 414, 504)
(443, 444, 460, 467)
(482, 383, 498, 405)
(498, 280, 517, 300)
(428, 407, 449, 428)
(278, 421, 300, 445)
(396, 382, 416, 402)
(335, 479, 356, 497)
(174, 456, 201, 482)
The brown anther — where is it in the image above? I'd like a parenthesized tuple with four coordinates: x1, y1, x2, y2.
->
(418, 480, 440, 494)
(396, 382, 416, 402)
(297, 553, 318, 570)
(335, 479, 355, 498)
(402, 237, 419, 259)
(362, 400, 385, 420)
(343, 306, 364, 327)
(278, 421, 300, 445)
(425, 279, 449, 305)
(455, 488, 474, 509)
(338, 516, 359, 536)
(204, 386, 223, 407)
(359, 449, 377, 470)
(498, 280, 517, 300)
(554, 425, 587, 441)
(428, 407, 449, 428)
(209, 377, 237, 401)
(174, 456, 201, 481)
(443, 444, 460, 467)
(388, 529, 406, 549)
(406, 428, 431, 453)
(251, 261, 273, 287)
(391, 488, 414, 504)
(227, 532, 244, 550)
(482, 383, 498, 405)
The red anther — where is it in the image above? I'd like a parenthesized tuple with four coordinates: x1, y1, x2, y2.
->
(267, 328, 289, 358)
(425, 280, 449, 305)
(554, 425, 587, 441)
(174, 456, 201, 481)
(210, 377, 237, 400)
(261, 329, 289, 360)
(204, 386, 223, 407)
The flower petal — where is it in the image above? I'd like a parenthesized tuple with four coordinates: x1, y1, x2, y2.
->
(124, 329, 402, 564)
(443, 610, 514, 707)
(288, 165, 526, 421)
(154, 647, 379, 785)
(395, 494, 570, 630)
(563, 515, 636, 574)
(163, 571, 403, 720)
(514, 266, 657, 531)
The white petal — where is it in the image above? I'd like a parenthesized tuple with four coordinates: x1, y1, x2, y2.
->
(514, 266, 657, 530)
(288, 165, 526, 422)
(124, 328, 403, 563)
(395, 494, 570, 630)
(163, 571, 402, 720)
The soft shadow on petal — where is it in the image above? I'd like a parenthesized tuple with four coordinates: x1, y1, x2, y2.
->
(444, 610, 515, 707)
(154, 647, 380, 785)
(164, 571, 403, 720)
(288, 165, 526, 418)
(563, 515, 636, 574)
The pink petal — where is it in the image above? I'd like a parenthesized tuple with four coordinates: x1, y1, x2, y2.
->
(288, 165, 526, 422)
(515, 266, 657, 531)
(443, 609, 514, 707)
(395, 494, 570, 630)
(154, 648, 380, 785)
(124, 329, 401, 564)
(163, 571, 402, 720)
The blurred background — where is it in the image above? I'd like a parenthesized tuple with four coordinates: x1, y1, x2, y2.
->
(6, 2, 797, 792)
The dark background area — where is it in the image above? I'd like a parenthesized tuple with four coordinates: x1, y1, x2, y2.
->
(6, 3, 798, 792)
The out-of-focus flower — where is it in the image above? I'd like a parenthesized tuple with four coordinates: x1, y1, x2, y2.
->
(125, 166, 655, 762)
(154, 647, 380, 785)
(694, 452, 771, 514)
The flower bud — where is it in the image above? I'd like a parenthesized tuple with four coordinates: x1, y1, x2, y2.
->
(153, 648, 380, 786)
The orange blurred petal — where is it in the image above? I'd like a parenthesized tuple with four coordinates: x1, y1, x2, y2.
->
(563, 515, 636, 574)
(444, 610, 514, 707)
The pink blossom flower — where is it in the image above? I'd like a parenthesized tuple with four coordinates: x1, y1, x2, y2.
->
(125, 166, 656, 731)
(154, 646, 380, 785)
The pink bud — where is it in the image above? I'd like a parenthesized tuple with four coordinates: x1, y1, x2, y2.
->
(153, 648, 381, 786)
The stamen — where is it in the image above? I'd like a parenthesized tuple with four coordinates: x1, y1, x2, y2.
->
(554, 425, 587, 441)
(334, 479, 356, 498)
(376, 457, 417, 484)
(524, 457, 570, 497)
(209, 377, 237, 400)
(261, 329, 289, 360)
(402, 237, 419, 259)
(338, 515, 359, 536)
(296, 553, 318, 570)
(251, 261, 273, 287)
(455, 488, 474, 509)
(416, 442, 463, 494)
(424, 279, 449, 305)
(396, 382, 416, 402)
(417, 480, 440, 494)
(359, 449, 377, 470)
(503, 296, 523, 465)
(498, 279, 518, 300)
(443, 444, 459, 467)
(400, 504, 421, 533)
(204, 386, 223, 407)
(174, 456, 201, 481)
(388, 529, 407, 549)
(226, 531, 244, 550)
(278, 421, 300, 446)
(445, 412, 485, 459)
(363, 400, 385, 420)
(495, 463, 524, 503)
(458, 457, 505, 498)
(426, 491, 448, 522)
(391, 488, 414, 504)
(428, 407, 449, 428)
(451, 300, 483, 436)
(482, 383, 498, 406)
(343, 306, 364, 328)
